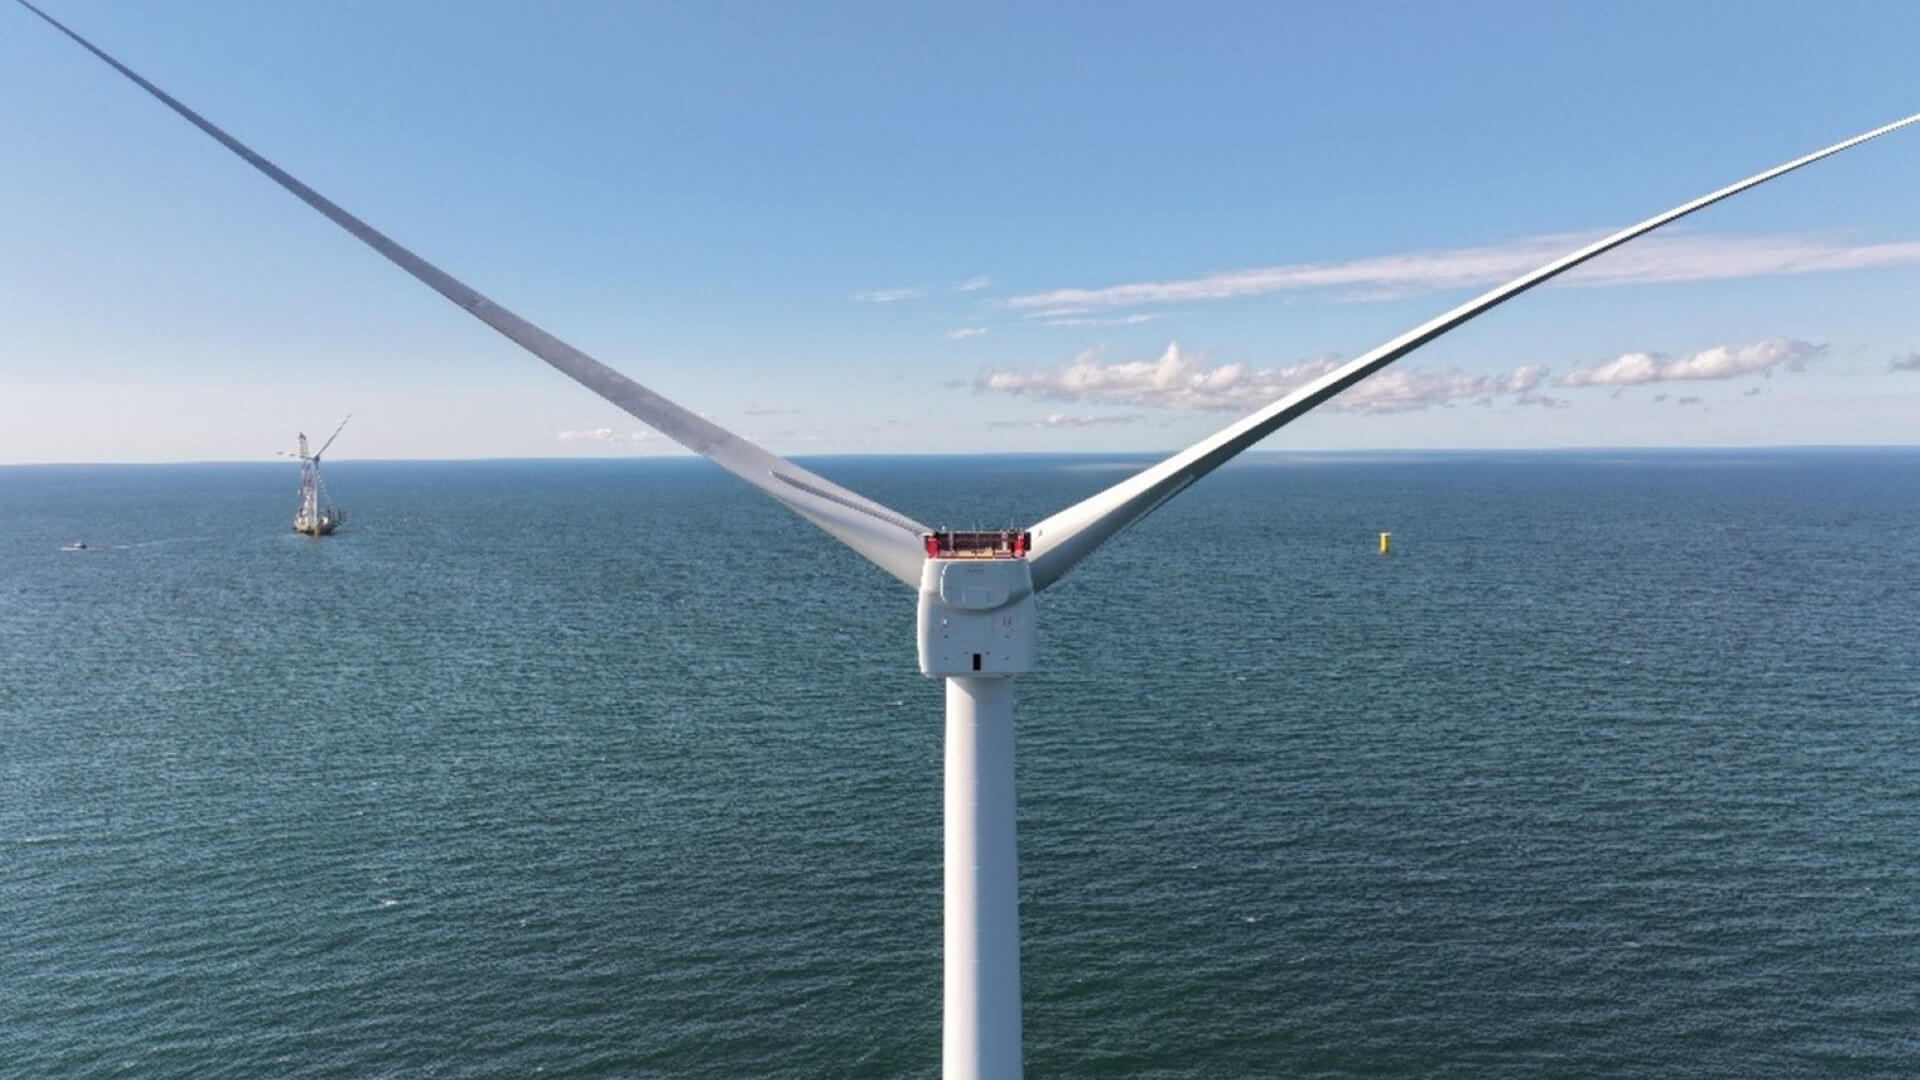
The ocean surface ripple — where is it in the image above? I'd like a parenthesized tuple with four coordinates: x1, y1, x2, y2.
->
(3, 451, 1917, 1077)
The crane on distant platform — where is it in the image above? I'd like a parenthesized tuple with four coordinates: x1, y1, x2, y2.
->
(282, 415, 350, 536)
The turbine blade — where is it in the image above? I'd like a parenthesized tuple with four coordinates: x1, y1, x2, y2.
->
(17, 0, 929, 587)
(313, 414, 352, 460)
(1024, 111, 1920, 591)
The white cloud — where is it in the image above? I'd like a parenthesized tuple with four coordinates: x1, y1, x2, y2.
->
(955, 275, 993, 292)
(1556, 339, 1822, 388)
(556, 427, 661, 444)
(853, 288, 926, 303)
(1891, 353, 1920, 372)
(988, 412, 1142, 429)
(1514, 391, 1569, 409)
(1325, 363, 1562, 413)
(947, 327, 989, 340)
(1006, 231, 1920, 313)
(975, 342, 1556, 414)
(743, 406, 798, 416)
(1043, 313, 1167, 327)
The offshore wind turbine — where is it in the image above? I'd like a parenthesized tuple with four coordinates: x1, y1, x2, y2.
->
(15, 3, 1917, 1076)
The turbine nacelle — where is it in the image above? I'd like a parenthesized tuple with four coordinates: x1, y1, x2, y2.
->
(917, 531, 1037, 678)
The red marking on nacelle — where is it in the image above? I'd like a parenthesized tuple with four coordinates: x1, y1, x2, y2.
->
(924, 530, 1032, 559)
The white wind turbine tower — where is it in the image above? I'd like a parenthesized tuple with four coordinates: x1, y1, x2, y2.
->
(16, 3, 1918, 1076)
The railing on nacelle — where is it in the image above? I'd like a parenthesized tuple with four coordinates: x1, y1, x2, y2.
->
(924, 530, 1032, 560)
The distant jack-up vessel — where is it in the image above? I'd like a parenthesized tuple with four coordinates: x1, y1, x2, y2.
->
(13, 2, 1918, 1076)
(283, 416, 350, 537)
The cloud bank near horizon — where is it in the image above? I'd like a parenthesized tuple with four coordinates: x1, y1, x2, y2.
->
(974, 343, 1553, 413)
(987, 412, 1143, 429)
(556, 427, 661, 445)
(1556, 339, 1822, 387)
(975, 338, 1819, 415)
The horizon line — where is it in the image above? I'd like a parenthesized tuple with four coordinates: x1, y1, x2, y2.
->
(6, 442, 1920, 469)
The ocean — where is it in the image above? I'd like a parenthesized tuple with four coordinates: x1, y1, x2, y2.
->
(3, 450, 1917, 1077)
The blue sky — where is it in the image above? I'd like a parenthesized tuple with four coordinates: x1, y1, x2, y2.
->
(3, 1, 1917, 464)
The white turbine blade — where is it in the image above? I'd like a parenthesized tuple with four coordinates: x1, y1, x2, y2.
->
(313, 414, 352, 460)
(18, 0, 930, 587)
(1025, 111, 1920, 591)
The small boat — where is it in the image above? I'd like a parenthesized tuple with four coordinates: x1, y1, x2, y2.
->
(62, 541, 89, 551)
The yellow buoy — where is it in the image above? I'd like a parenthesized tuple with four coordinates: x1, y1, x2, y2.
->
(1378, 531, 1392, 555)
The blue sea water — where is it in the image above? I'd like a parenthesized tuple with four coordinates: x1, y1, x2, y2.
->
(3, 450, 1918, 1078)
